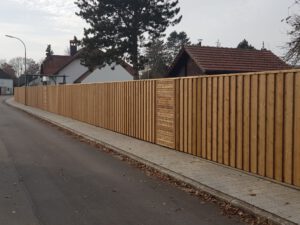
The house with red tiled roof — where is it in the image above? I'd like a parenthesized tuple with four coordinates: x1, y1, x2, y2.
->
(41, 55, 72, 75)
(39, 38, 135, 85)
(53, 49, 135, 84)
(168, 45, 291, 77)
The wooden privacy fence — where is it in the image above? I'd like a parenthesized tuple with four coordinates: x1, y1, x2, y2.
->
(14, 69, 300, 187)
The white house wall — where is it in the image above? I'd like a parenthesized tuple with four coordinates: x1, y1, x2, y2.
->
(82, 64, 133, 83)
(56, 59, 133, 84)
(57, 59, 88, 84)
(0, 79, 13, 94)
(0, 79, 13, 88)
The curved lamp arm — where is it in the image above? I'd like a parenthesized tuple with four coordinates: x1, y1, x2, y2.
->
(5, 35, 27, 77)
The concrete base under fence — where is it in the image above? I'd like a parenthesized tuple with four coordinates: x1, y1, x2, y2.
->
(6, 97, 300, 225)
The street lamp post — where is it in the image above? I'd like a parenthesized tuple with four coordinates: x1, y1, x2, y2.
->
(5, 35, 27, 105)
(5, 35, 27, 85)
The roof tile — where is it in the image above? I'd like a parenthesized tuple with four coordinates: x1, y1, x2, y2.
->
(41, 55, 72, 75)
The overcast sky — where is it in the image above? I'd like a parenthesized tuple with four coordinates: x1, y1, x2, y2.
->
(0, 0, 298, 62)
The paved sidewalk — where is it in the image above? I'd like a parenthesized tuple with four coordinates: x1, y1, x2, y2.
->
(7, 98, 300, 225)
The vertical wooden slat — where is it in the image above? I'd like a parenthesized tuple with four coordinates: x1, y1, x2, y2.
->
(136, 81, 139, 138)
(196, 78, 202, 157)
(236, 76, 243, 169)
(148, 81, 151, 141)
(120, 83, 123, 133)
(132, 82, 135, 136)
(95, 84, 99, 127)
(153, 80, 156, 143)
(266, 74, 275, 179)
(230, 76, 236, 167)
(144, 81, 147, 140)
(175, 79, 181, 150)
(122, 83, 125, 133)
(149, 80, 152, 142)
(243, 75, 250, 172)
(125, 82, 128, 134)
(180, 79, 184, 152)
(124, 82, 126, 134)
(212, 77, 218, 162)
(116, 84, 119, 132)
(120, 83, 122, 132)
(184, 79, 188, 153)
(192, 78, 197, 156)
(201, 78, 207, 158)
(217, 77, 224, 163)
(188, 79, 193, 154)
(146, 81, 149, 141)
(294, 72, 300, 186)
(112, 83, 115, 131)
(258, 75, 266, 176)
(206, 78, 212, 160)
(141, 81, 145, 140)
(284, 73, 294, 184)
(250, 75, 258, 174)
(224, 76, 230, 166)
(138, 81, 142, 139)
(128, 82, 131, 136)
(152, 80, 156, 143)
(133, 82, 136, 137)
(274, 73, 284, 181)
(100, 84, 103, 127)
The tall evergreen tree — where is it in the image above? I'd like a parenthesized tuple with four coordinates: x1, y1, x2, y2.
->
(143, 39, 168, 78)
(46, 44, 54, 57)
(166, 31, 191, 64)
(237, 39, 255, 50)
(75, 0, 182, 80)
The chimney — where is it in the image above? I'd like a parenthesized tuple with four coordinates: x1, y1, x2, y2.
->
(70, 37, 78, 56)
(261, 41, 267, 51)
(197, 39, 203, 46)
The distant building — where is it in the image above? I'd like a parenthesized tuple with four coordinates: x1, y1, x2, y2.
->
(0, 69, 13, 95)
(168, 46, 291, 77)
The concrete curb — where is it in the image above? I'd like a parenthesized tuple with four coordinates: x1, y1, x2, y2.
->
(6, 98, 297, 225)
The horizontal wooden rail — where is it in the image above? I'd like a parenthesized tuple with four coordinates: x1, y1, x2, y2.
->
(14, 69, 300, 187)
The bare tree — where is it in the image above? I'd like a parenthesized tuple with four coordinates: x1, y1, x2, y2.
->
(283, 1, 300, 65)
(0, 63, 16, 78)
(285, 14, 300, 65)
(0, 59, 6, 66)
(9, 57, 24, 77)
(9, 57, 40, 77)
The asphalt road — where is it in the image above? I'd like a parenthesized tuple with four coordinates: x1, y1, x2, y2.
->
(0, 97, 243, 225)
